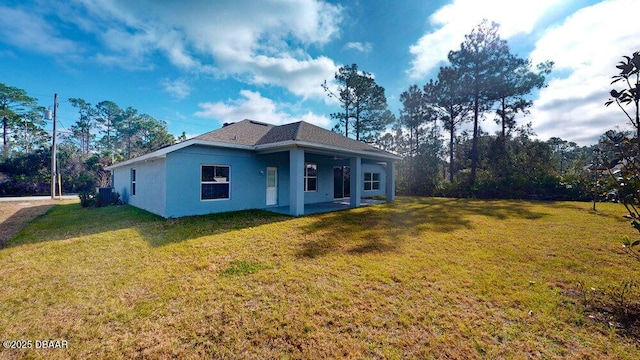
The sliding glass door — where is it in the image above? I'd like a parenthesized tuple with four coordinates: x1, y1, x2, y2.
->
(333, 166, 350, 199)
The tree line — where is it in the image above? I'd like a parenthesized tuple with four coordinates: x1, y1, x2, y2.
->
(320, 20, 638, 202)
(0, 19, 630, 202)
(322, 20, 584, 199)
(392, 20, 558, 198)
(0, 88, 177, 195)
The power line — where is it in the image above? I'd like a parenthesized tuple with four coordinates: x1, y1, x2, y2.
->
(29, 92, 71, 103)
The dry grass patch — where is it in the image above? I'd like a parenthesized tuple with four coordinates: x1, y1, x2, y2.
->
(0, 197, 639, 359)
(0, 199, 76, 245)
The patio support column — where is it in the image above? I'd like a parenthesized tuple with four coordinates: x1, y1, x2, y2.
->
(350, 156, 362, 208)
(386, 160, 395, 202)
(289, 147, 305, 216)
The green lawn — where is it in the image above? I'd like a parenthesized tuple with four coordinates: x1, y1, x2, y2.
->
(1, 197, 639, 359)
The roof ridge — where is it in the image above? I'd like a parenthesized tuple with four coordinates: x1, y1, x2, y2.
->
(246, 119, 272, 127)
(291, 121, 304, 140)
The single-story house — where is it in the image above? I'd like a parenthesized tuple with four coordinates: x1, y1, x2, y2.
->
(105, 119, 401, 217)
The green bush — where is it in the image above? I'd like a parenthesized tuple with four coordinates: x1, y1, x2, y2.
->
(79, 190, 121, 208)
(79, 191, 96, 208)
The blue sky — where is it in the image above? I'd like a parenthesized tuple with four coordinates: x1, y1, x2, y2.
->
(0, 0, 638, 145)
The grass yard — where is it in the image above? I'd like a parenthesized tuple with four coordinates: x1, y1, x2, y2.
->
(1, 197, 639, 358)
(0, 200, 75, 245)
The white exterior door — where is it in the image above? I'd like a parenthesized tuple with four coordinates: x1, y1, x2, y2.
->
(266, 167, 278, 206)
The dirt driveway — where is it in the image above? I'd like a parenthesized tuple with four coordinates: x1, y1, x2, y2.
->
(0, 199, 76, 245)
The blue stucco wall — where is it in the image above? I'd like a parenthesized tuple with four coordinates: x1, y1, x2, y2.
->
(361, 162, 387, 198)
(163, 147, 385, 217)
(303, 153, 340, 204)
(300, 155, 387, 201)
(111, 144, 391, 218)
(165, 145, 268, 218)
(113, 158, 167, 217)
(112, 166, 129, 204)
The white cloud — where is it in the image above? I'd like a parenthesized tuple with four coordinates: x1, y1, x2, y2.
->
(528, 0, 640, 145)
(0, 6, 78, 55)
(157, 31, 200, 69)
(344, 42, 373, 53)
(93, 27, 157, 70)
(299, 112, 332, 127)
(407, 0, 565, 79)
(160, 78, 191, 100)
(245, 55, 338, 100)
(406, 0, 640, 145)
(194, 90, 331, 127)
(62, 0, 341, 100)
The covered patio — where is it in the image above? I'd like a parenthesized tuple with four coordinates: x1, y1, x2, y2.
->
(275, 146, 397, 216)
(266, 198, 386, 216)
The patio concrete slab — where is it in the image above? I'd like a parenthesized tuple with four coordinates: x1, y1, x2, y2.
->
(266, 198, 385, 216)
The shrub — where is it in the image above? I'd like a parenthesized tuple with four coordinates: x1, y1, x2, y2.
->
(79, 190, 121, 208)
(576, 279, 640, 335)
(79, 191, 96, 208)
(111, 191, 121, 205)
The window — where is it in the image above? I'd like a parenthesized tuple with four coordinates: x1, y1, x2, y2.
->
(304, 163, 317, 192)
(201, 165, 230, 200)
(131, 169, 136, 196)
(364, 172, 380, 191)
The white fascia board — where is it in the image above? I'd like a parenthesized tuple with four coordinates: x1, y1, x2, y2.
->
(104, 139, 255, 170)
(253, 140, 297, 154)
(255, 140, 402, 161)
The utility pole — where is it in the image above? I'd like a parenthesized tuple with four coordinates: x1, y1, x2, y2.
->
(1, 116, 7, 157)
(51, 93, 57, 199)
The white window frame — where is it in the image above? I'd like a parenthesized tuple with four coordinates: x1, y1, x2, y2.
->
(364, 172, 380, 191)
(131, 168, 136, 196)
(304, 162, 317, 192)
(201, 164, 231, 201)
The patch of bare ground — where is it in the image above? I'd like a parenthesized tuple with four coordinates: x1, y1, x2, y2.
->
(0, 200, 74, 245)
(564, 286, 640, 341)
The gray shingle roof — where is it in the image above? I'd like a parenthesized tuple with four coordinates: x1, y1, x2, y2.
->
(295, 122, 385, 153)
(255, 122, 300, 145)
(195, 120, 274, 145)
(195, 119, 397, 159)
